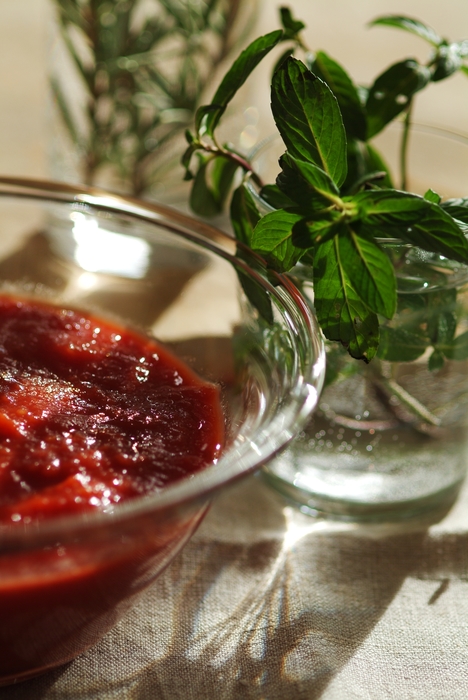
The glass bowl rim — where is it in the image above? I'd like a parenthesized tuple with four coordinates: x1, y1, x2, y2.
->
(0, 176, 325, 543)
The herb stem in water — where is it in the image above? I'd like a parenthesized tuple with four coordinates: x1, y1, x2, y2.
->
(400, 101, 413, 191)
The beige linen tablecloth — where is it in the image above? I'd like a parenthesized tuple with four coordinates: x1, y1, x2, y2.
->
(1, 1, 468, 698)
(3, 474, 468, 699)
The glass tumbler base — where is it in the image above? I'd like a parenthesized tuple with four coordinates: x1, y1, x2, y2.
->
(262, 467, 464, 523)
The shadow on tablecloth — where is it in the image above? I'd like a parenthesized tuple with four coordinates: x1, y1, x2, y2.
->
(5, 473, 468, 700)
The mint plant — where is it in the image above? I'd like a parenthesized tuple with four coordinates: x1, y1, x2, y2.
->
(182, 8, 468, 366)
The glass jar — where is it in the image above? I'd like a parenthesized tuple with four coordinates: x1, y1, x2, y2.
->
(265, 242, 468, 520)
(257, 126, 468, 521)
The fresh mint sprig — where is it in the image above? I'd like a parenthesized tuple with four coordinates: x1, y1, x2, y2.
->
(182, 8, 468, 363)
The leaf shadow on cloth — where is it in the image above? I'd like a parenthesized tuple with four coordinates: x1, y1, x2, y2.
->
(6, 475, 468, 700)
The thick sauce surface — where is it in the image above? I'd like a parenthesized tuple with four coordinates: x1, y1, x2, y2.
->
(0, 296, 224, 525)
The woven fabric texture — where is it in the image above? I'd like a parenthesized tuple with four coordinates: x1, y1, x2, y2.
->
(3, 475, 468, 700)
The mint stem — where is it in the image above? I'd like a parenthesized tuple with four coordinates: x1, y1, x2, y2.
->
(377, 373, 441, 426)
(400, 101, 413, 191)
(202, 143, 264, 187)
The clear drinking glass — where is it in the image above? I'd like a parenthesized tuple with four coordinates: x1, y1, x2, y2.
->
(259, 127, 468, 521)
(265, 243, 468, 520)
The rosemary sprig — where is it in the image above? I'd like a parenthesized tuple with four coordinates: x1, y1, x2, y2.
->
(50, 0, 251, 196)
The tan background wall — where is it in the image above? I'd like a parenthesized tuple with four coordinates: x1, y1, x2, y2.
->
(0, 1, 466, 191)
(254, 1, 468, 131)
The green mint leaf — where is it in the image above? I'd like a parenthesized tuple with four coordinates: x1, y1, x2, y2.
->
(377, 326, 429, 362)
(181, 138, 198, 179)
(189, 157, 221, 216)
(271, 57, 348, 187)
(210, 155, 239, 208)
(201, 30, 283, 137)
(431, 309, 458, 347)
(279, 7, 305, 39)
(189, 155, 237, 216)
(441, 198, 468, 224)
(401, 204, 468, 262)
(338, 225, 397, 318)
(230, 184, 261, 246)
(230, 185, 273, 324)
(344, 169, 388, 196)
(300, 249, 315, 267)
(424, 288, 458, 349)
(393, 287, 457, 352)
(259, 184, 295, 210)
(251, 209, 305, 271)
(428, 349, 445, 371)
(391, 292, 427, 337)
(432, 44, 463, 81)
(394, 292, 426, 320)
(366, 60, 431, 138)
(291, 214, 342, 247)
(424, 188, 441, 204)
(354, 189, 468, 263)
(309, 50, 367, 141)
(237, 270, 274, 325)
(344, 140, 394, 193)
(195, 104, 223, 135)
(368, 15, 443, 47)
(184, 129, 195, 146)
(364, 144, 394, 187)
(313, 235, 379, 361)
(276, 152, 340, 213)
(444, 330, 468, 360)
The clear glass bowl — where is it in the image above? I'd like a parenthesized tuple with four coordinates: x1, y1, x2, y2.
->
(0, 177, 325, 685)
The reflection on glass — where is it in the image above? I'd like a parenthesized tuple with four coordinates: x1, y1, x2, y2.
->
(71, 212, 151, 278)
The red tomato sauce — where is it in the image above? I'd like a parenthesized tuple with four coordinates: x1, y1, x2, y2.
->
(0, 295, 224, 683)
(0, 295, 224, 525)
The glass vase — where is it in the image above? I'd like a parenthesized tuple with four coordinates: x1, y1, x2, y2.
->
(261, 126, 468, 521)
(265, 245, 468, 521)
